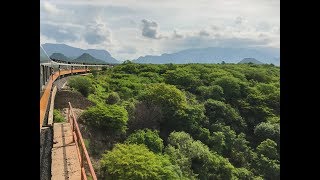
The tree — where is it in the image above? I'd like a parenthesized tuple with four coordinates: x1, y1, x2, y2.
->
(163, 69, 202, 92)
(256, 83, 278, 95)
(204, 99, 247, 133)
(165, 131, 238, 179)
(100, 144, 181, 179)
(81, 104, 128, 134)
(125, 129, 164, 153)
(68, 76, 93, 97)
(139, 72, 163, 83)
(244, 69, 272, 83)
(80, 63, 280, 178)
(210, 131, 226, 154)
(137, 83, 188, 136)
(129, 101, 162, 132)
(256, 139, 279, 160)
(256, 83, 280, 115)
(267, 116, 280, 124)
(229, 133, 256, 168)
(196, 85, 224, 101)
(209, 123, 255, 168)
(214, 76, 241, 103)
(254, 122, 280, 144)
(139, 83, 187, 111)
(106, 92, 120, 104)
(254, 139, 280, 179)
(233, 167, 256, 179)
(239, 91, 274, 131)
(123, 60, 133, 64)
(255, 155, 280, 180)
(117, 63, 139, 74)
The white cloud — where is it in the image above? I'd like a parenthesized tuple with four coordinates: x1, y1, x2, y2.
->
(40, 0, 279, 60)
(173, 29, 184, 39)
(141, 19, 161, 39)
(84, 20, 112, 45)
(117, 46, 137, 55)
(235, 16, 247, 25)
(199, 30, 210, 37)
(43, 1, 61, 14)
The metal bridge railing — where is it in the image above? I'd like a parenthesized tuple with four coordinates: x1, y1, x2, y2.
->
(68, 102, 97, 180)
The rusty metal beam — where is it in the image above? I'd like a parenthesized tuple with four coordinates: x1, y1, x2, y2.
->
(68, 102, 97, 180)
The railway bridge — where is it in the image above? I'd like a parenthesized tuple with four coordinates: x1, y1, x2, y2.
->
(40, 60, 108, 180)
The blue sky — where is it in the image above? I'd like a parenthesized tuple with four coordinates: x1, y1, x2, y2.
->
(40, 0, 279, 61)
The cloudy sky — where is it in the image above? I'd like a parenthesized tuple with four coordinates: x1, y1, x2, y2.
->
(40, 0, 279, 61)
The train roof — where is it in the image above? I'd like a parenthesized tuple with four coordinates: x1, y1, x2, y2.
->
(40, 60, 108, 67)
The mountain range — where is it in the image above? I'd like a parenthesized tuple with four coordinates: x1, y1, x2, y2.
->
(73, 53, 107, 64)
(41, 43, 280, 65)
(133, 47, 279, 65)
(42, 43, 119, 64)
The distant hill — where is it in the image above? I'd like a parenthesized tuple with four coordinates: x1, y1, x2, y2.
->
(238, 58, 264, 64)
(42, 43, 120, 64)
(73, 53, 107, 64)
(133, 47, 279, 65)
(50, 53, 70, 61)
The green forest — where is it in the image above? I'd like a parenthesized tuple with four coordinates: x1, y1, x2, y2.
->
(69, 62, 280, 180)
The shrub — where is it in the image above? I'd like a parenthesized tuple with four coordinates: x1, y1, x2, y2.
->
(101, 66, 108, 71)
(106, 92, 120, 105)
(125, 129, 164, 153)
(204, 99, 246, 133)
(68, 76, 93, 97)
(254, 122, 280, 144)
(90, 69, 98, 77)
(100, 144, 180, 179)
(81, 105, 128, 134)
(53, 109, 65, 122)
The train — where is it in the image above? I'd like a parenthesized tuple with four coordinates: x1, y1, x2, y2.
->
(40, 58, 110, 95)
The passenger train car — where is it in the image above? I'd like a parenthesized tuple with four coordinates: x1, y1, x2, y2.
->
(40, 58, 109, 95)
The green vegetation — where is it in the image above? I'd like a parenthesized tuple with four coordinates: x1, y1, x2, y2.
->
(81, 104, 128, 135)
(53, 109, 65, 122)
(100, 144, 181, 179)
(106, 92, 120, 105)
(68, 76, 93, 97)
(79, 63, 279, 179)
(84, 138, 90, 150)
(125, 129, 164, 153)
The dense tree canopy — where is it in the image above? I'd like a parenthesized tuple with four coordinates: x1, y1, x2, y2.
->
(139, 83, 187, 112)
(204, 99, 246, 133)
(100, 144, 181, 180)
(165, 131, 237, 179)
(257, 139, 279, 160)
(68, 76, 93, 97)
(77, 63, 279, 179)
(106, 91, 121, 105)
(125, 129, 164, 153)
(254, 122, 280, 145)
(81, 104, 128, 134)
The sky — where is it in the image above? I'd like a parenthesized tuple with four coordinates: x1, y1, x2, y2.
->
(40, 0, 280, 61)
